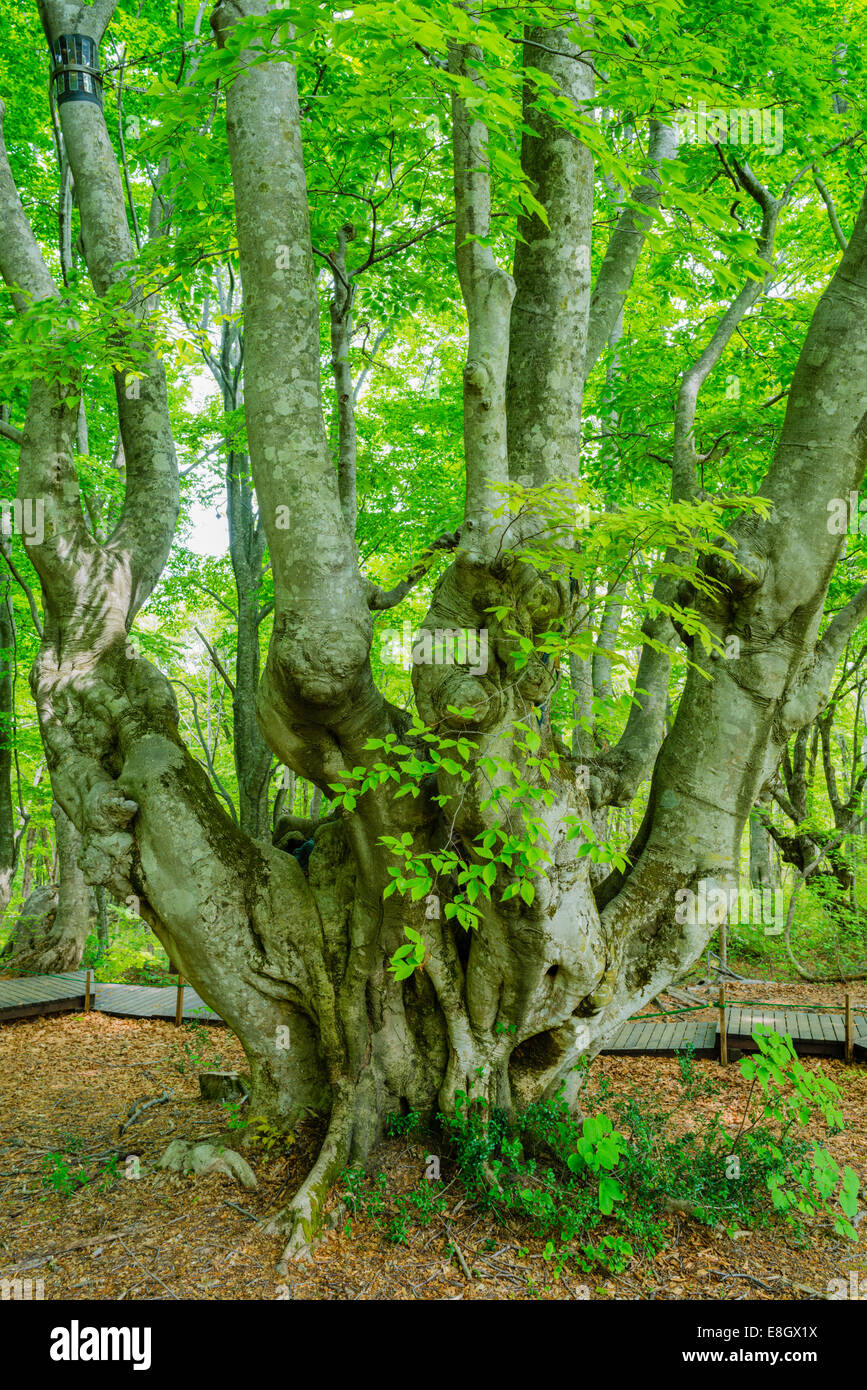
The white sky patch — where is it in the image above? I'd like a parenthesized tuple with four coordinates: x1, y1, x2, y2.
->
(184, 500, 229, 557)
(179, 364, 230, 556)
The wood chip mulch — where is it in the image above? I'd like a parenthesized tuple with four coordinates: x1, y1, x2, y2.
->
(0, 1010, 864, 1301)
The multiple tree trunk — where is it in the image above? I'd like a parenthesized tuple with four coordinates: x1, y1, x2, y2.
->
(0, 1, 863, 1262)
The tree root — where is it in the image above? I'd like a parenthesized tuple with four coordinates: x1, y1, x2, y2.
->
(157, 1139, 257, 1190)
(266, 1088, 355, 1273)
(661, 1194, 724, 1234)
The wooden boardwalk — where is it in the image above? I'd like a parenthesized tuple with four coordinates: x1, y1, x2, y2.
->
(0, 970, 88, 1021)
(0, 972, 218, 1025)
(606, 1006, 867, 1059)
(607, 1018, 718, 1056)
(0, 974, 864, 1057)
(93, 982, 219, 1023)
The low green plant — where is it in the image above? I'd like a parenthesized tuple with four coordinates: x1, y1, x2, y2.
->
(57, 1130, 86, 1155)
(606, 1026, 860, 1243)
(40, 1152, 81, 1199)
(437, 1029, 859, 1278)
(737, 1027, 858, 1239)
(341, 1166, 446, 1243)
(244, 1116, 295, 1155)
(172, 1022, 222, 1074)
(40, 1150, 120, 1200)
(221, 1098, 248, 1132)
(384, 1108, 422, 1138)
(338, 1029, 859, 1279)
(438, 1088, 642, 1278)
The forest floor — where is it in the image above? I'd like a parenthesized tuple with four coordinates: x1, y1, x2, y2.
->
(0, 978, 864, 1301)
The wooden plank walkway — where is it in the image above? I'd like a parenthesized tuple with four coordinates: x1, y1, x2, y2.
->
(724, 1007, 848, 1056)
(0, 976, 864, 1057)
(93, 982, 219, 1023)
(0, 970, 88, 1021)
(607, 1018, 718, 1056)
(603, 1006, 866, 1059)
(0, 973, 219, 1024)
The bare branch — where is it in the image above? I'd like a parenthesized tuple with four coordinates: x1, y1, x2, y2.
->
(194, 625, 236, 695)
(37, 0, 179, 610)
(0, 542, 43, 637)
(584, 120, 677, 381)
(813, 169, 848, 251)
(190, 578, 238, 623)
(366, 530, 461, 610)
(0, 419, 24, 447)
(171, 678, 238, 822)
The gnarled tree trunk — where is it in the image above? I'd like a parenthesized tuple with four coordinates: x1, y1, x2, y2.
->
(0, 0, 864, 1267)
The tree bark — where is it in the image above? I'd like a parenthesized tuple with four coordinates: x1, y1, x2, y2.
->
(0, 802, 90, 972)
(0, 577, 16, 914)
(95, 884, 109, 960)
(0, 1, 863, 1271)
(749, 794, 778, 890)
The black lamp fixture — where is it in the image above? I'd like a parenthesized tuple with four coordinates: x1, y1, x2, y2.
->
(50, 34, 103, 109)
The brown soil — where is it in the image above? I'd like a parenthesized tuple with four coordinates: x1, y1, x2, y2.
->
(0, 1010, 864, 1301)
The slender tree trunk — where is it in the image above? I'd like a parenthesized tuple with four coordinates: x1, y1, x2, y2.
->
(0, 579, 16, 914)
(0, 802, 90, 972)
(272, 767, 294, 828)
(749, 795, 778, 889)
(21, 823, 49, 900)
(232, 539, 271, 838)
(95, 884, 109, 960)
(210, 285, 272, 841)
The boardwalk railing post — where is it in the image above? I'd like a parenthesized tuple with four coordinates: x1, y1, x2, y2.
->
(845, 992, 854, 1064)
(84, 969, 91, 1012)
(719, 981, 727, 1066)
(175, 975, 184, 1027)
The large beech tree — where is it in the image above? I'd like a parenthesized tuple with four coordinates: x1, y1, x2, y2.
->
(0, 0, 865, 1260)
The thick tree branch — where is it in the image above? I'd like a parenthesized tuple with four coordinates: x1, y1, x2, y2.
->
(0, 419, 24, 447)
(449, 27, 514, 554)
(589, 607, 677, 811)
(37, 0, 179, 613)
(591, 578, 625, 704)
(365, 529, 461, 610)
(584, 120, 677, 381)
(214, 0, 387, 778)
(506, 15, 594, 489)
(0, 101, 87, 592)
(781, 582, 867, 735)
